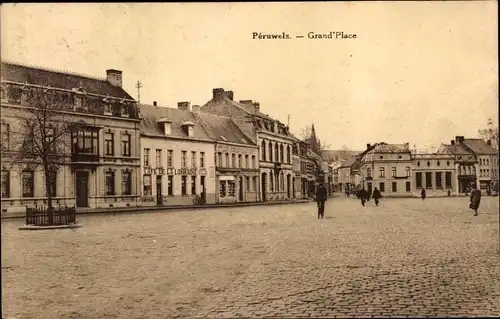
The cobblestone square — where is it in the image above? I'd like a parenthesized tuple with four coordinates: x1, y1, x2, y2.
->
(2, 197, 499, 318)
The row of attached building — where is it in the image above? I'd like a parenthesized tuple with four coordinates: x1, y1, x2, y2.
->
(331, 139, 498, 197)
(0, 61, 328, 215)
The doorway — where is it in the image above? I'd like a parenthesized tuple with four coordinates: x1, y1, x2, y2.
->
(156, 175, 163, 205)
(287, 174, 291, 198)
(261, 173, 267, 202)
(292, 177, 296, 198)
(75, 171, 89, 208)
(239, 177, 244, 202)
(367, 182, 372, 195)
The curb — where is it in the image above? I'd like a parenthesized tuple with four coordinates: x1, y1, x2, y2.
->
(18, 224, 83, 231)
(2, 200, 314, 220)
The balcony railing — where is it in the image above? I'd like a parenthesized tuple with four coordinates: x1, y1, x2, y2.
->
(71, 153, 99, 163)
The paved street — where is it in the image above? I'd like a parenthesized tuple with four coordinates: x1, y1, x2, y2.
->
(2, 197, 499, 319)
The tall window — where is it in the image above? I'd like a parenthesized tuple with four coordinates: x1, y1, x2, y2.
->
(200, 152, 205, 168)
(392, 182, 397, 192)
(219, 181, 226, 197)
(1, 170, 9, 198)
(379, 182, 385, 192)
(252, 156, 256, 169)
(246, 176, 251, 191)
(391, 167, 396, 177)
(425, 172, 432, 188)
(253, 177, 257, 192)
(106, 171, 115, 195)
(121, 133, 131, 157)
(225, 153, 229, 167)
(275, 144, 279, 162)
(270, 171, 274, 192)
(238, 154, 242, 168)
(156, 149, 162, 167)
(105, 133, 114, 156)
(245, 155, 249, 168)
(22, 170, 34, 197)
(367, 168, 372, 177)
(143, 175, 152, 196)
(122, 171, 132, 195)
(406, 182, 411, 192)
(167, 150, 173, 167)
(72, 129, 99, 154)
(445, 172, 452, 188)
(144, 148, 150, 167)
(436, 172, 442, 188)
(1, 122, 10, 151)
(379, 167, 385, 178)
(181, 176, 187, 195)
(405, 167, 410, 177)
(268, 142, 273, 162)
(48, 171, 57, 197)
(191, 176, 196, 195)
(181, 151, 187, 167)
(275, 173, 280, 192)
(416, 172, 422, 188)
(280, 144, 284, 163)
(217, 152, 222, 167)
(232, 154, 236, 168)
(167, 176, 173, 195)
(228, 180, 235, 196)
(191, 151, 196, 168)
(287, 145, 291, 163)
(261, 140, 266, 161)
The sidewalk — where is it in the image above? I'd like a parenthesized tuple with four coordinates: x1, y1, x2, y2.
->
(1, 199, 313, 220)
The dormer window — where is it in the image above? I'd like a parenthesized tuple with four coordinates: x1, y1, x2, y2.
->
(121, 104, 129, 117)
(181, 121, 195, 137)
(104, 103, 112, 115)
(156, 118, 172, 136)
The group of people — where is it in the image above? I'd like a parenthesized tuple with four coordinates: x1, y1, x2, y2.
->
(314, 183, 483, 219)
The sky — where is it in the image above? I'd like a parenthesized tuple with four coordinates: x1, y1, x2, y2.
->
(1, 2, 498, 151)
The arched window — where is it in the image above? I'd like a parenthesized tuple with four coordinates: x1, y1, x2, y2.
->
(405, 167, 410, 177)
(268, 141, 273, 162)
(261, 140, 266, 161)
(287, 145, 291, 163)
(280, 144, 284, 163)
(274, 144, 279, 163)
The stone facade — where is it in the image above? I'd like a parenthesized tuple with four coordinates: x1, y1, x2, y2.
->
(411, 154, 457, 197)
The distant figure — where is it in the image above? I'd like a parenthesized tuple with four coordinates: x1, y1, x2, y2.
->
(372, 187, 382, 206)
(447, 190, 451, 197)
(469, 187, 481, 216)
(358, 188, 369, 206)
(421, 188, 426, 200)
(316, 183, 328, 219)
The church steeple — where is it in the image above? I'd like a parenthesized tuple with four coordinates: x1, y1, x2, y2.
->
(310, 123, 319, 154)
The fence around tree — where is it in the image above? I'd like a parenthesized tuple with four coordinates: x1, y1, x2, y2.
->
(25, 205, 77, 226)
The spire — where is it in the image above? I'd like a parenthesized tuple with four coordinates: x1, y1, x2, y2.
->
(310, 123, 319, 154)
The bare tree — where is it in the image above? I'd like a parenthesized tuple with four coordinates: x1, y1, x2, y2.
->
(8, 86, 81, 224)
(478, 118, 498, 149)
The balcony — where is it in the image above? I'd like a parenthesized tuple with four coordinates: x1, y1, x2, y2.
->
(71, 153, 99, 164)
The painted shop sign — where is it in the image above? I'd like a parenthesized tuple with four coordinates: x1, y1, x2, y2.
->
(216, 143, 255, 155)
(143, 167, 208, 176)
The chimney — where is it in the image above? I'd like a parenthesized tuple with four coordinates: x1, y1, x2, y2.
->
(226, 90, 234, 101)
(455, 136, 465, 144)
(106, 69, 123, 87)
(451, 140, 455, 145)
(487, 140, 492, 146)
(253, 102, 260, 111)
(240, 100, 253, 104)
(212, 88, 225, 102)
(192, 105, 201, 113)
(366, 144, 371, 150)
(153, 101, 157, 106)
(177, 101, 191, 111)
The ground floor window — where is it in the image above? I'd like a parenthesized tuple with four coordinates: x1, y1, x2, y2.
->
(191, 176, 196, 195)
(392, 182, 397, 192)
(164, 175, 172, 195)
(253, 177, 258, 192)
(436, 172, 442, 188)
(416, 172, 422, 188)
(406, 182, 411, 192)
(379, 182, 385, 192)
(445, 172, 452, 188)
(106, 171, 115, 196)
(425, 172, 432, 188)
(122, 171, 132, 195)
(48, 171, 57, 197)
(181, 176, 187, 195)
(228, 180, 235, 196)
(143, 174, 152, 196)
(246, 176, 251, 191)
(1, 170, 10, 198)
(22, 170, 34, 197)
(219, 180, 227, 197)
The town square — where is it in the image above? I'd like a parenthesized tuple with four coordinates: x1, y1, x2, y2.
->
(1, 2, 499, 318)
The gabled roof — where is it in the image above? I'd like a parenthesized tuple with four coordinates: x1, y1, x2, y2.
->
(201, 95, 274, 120)
(338, 156, 357, 168)
(441, 143, 475, 155)
(139, 104, 212, 140)
(196, 112, 255, 146)
(1, 61, 134, 100)
(462, 139, 498, 155)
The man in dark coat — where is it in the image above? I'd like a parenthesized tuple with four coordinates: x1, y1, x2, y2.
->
(470, 187, 481, 216)
(316, 183, 328, 219)
(358, 187, 368, 206)
(421, 188, 426, 200)
(372, 187, 382, 206)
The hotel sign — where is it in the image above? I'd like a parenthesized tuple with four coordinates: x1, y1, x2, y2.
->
(144, 167, 207, 176)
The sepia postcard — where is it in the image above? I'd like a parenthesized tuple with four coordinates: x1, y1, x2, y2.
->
(1, 2, 498, 319)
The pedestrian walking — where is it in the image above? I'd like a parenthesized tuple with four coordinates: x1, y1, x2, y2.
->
(358, 187, 368, 206)
(372, 187, 382, 206)
(316, 183, 328, 219)
(421, 188, 426, 200)
(469, 187, 481, 216)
